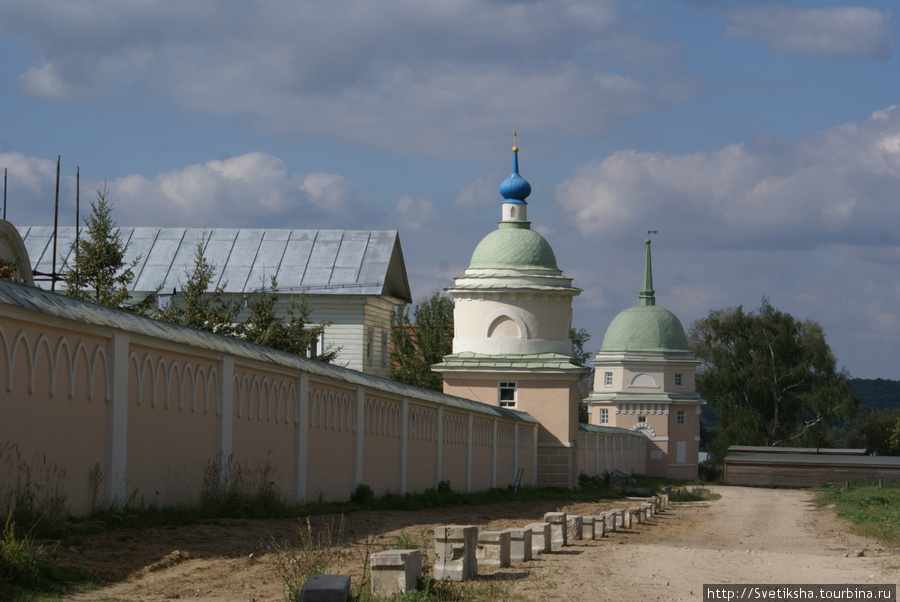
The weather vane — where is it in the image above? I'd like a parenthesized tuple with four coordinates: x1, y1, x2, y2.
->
(513, 130, 518, 153)
(648, 229, 658, 241)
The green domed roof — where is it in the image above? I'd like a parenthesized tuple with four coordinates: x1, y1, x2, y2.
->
(468, 222, 560, 271)
(601, 305, 689, 352)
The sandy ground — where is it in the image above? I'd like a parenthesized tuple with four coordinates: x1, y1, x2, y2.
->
(56, 486, 900, 601)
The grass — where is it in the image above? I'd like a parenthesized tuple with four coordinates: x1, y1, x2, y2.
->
(0, 513, 92, 601)
(817, 481, 900, 548)
(668, 486, 721, 503)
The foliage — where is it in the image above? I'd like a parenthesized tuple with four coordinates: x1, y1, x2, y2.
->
(272, 515, 346, 602)
(0, 258, 19, 282)
(668, 486, 720, 502)
(62, 184, 156, 314)
(158, 236, 240, 335)
(846, 408, 900, 456)
(158, 240, 337, 361)
(849, 378, 900, 412)
(391, 292, 454, 391)
(818, 481, 900, 547)
(240, 277, 338, 362)
(0, 513, 88, 599)
(689, 297, 856, 463)
(570, 327, 593, 366)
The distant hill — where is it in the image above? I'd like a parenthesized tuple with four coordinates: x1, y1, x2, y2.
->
(850, 378, 900, 413)
(700, 378, 900, 428)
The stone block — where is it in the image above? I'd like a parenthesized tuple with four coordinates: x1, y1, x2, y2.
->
(526, 522, 551, 554)
(544, 512, 567, 548)
(508, 528, 532, 562)
(593, 515, 606, 538)
(582, 516, 595, 540)
(623, 509, 632, 529)
(300, 574, 351, 602)
(476, 530, 511, 568)
(370, 549, 422, 597)
(642, 502, 653, 520)
(628, 508, 642, 526)
(609, 509, 623, 530)
(566, 515, 583, 541)
(434, 525, 477, 582)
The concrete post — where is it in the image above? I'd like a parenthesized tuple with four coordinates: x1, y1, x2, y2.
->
(508, 528, 532, 562)
(476, 530, 511, 568)
(434, 526, 477, 581)
(544, 512, 567, 548)
(526, 522, 551, 554)
(295, 372, 308, 503)
(566, 515, 583, 541)
(371, 549, 422, 597)
(106, 332, 129, 504)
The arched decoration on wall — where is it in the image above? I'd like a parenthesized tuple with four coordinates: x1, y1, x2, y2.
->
(629, 373, 658, 388)
(631, 424, 656, 437)
(482, 309, 528, 340)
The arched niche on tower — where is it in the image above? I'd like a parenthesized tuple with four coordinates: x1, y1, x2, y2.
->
(629, 373, 658, 388)
(482, 309, 529, 340)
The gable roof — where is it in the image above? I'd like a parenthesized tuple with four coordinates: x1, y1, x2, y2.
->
(17, 227, 411, 303)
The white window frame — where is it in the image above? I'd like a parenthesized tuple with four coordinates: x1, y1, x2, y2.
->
(600, 408, 609, 424)
(306, 332, 325, 359)
(604, 372, 613, 387)
(674, 373, 683, 387)
(498, 381, 517, 408)
(677, 410, 685, 425)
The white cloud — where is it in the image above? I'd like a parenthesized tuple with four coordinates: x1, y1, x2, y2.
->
(0, 0, 695, 158)
(394, 194, 438, 231)
(725, 6, 895, 60)
(555, 106, 900, 250)
(453, 174, 503, 210)
(2, 152, 375, 229)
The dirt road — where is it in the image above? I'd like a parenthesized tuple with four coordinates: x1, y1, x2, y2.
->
(60, 486, 900, 601)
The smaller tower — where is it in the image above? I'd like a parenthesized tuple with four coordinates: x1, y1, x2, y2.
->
(585, 234, 704, 479)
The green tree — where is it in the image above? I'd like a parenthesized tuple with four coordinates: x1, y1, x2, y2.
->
(390, 292, 454, 391)
(158, 237, 240, 335)
(239, 277, 338, 362)
(689, 297, 856, 462)
(570, 327, 593, 366)
(0, 258, 19, 282)
(63, 184, 155, 313)
(570, 327, 593, 423)
(847, 408, 900, 456)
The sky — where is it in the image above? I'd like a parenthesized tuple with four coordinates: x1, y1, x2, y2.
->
(1, 0, 898, 380)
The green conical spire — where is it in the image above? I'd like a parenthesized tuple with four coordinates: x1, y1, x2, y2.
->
(639, 231, 657, 306)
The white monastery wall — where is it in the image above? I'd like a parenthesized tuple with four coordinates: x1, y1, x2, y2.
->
(0, 295, 539, 514)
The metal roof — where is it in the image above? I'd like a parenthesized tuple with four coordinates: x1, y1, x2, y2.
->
(433, 351, 586, 372)
(0, 278, 535, 424)
(727, 446, 867, 456)
(579, 423, 648, 438)
(17, 227, 412, 303)
(724, 451, 900, 467)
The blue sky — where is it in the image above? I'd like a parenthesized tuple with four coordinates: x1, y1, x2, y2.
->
(1, 0, 898, 379)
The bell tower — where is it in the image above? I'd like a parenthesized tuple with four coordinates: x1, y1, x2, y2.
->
(433, 136, 586, 488)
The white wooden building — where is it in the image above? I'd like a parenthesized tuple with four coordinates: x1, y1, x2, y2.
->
(17, 227, 412, 377)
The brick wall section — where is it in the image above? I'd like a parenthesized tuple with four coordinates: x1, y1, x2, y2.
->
(537, 445, 573, 487)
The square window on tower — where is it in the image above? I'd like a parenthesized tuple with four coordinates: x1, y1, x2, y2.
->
(499, 381, 517, 408)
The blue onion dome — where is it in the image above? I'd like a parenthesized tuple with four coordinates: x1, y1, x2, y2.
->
(499, 140, 531, 203)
